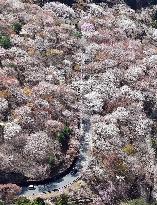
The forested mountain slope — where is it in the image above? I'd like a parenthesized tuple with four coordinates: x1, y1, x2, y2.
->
(1, 0, 157, 204)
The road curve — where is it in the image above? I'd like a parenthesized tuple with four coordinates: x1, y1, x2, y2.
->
(19, 117, 92, 197)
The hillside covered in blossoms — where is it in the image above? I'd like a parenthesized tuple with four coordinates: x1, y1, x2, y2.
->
(1, 0, 157, 204)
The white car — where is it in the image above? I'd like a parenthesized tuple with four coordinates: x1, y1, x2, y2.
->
(28, 185, 35, 190)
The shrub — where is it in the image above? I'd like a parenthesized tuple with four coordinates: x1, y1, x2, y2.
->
(150, 0, 157, 5)
(48, 155, 55, 167)
(57, 126, 71, 148)
(151, 138, 157, 157)
(0, 90, 11, 98)
(152, 20, 157, 28)
(46, 49, 63, 57)
(62, 126, 71, 136)
(8, 63, 17, 68)
(32, 197, 45, 205)
(103, 153, 128, 176)
(120, 198, 155, 205)
(151, 138, 157, 150)
(122, 144, 137, 156)
(73, 31, 82, 38)
(14, 197, 31, 205)
(15, 197, 45, 205)
(55, 194, 69, 205)
(12, 22, 22, 34)
(73, 64, 80, 71)
(0, 34, 12, 49)
(22, 87, 32, 97)
(125, 0, 157, 9)
(153, 10, 157, 20)
(152, 11, 157, 28)
(0, 201, 4, 205)
(58, 132, 65, 144)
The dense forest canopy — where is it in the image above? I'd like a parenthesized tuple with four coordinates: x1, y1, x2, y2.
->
(2, 0, 157, 204)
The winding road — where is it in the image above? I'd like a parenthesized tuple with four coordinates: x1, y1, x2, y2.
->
(20, 117, 92, 196)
